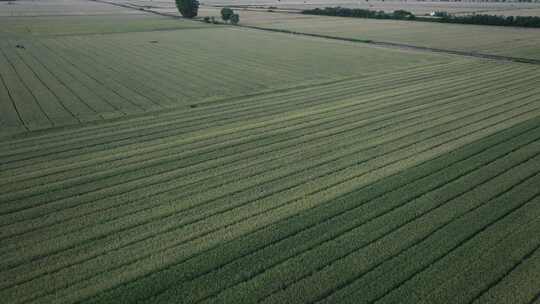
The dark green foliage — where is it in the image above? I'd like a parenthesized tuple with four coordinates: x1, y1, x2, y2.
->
(393, 9, 415, 19)
(175, 0, 199, 18)
(301, 7, 414, 20)
(436, 13, 540, 27)
(230, 13, 240, 25)
(302, 6, 540, 28)
(221, 7, 234, 22)
(203, 16, 210, 23)
(433, 11, 450, 18)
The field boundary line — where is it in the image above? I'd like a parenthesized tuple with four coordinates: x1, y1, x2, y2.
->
(237, 25, 540, 66)
(87, 0, 540, 66)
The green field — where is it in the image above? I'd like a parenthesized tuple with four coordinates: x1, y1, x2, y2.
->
(1, 0, 540, 304)
(194, 8, 540, 60)
(0, 2, 452, 135)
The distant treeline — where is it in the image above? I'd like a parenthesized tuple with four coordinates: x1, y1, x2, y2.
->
(301, 7, 540, 28)
(302, 7, 416, 20)
(434, 13, 540, 27)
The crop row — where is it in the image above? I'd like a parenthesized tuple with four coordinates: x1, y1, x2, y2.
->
(1, 90, 540, 303)
(0, 61, 525, 205)
(8, 116, 539, 304)
(75, 116, 540, 304)
(0, 58, 478, 165)
(0, 25, 455, 136)
(2, 70, 537, 248)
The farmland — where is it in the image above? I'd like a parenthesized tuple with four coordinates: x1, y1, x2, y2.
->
(1, 16, 449, 134)
(121, 0, 540, 16)
(1, 0, 540, 304)
(194, 8, 540, 60)
(122, 0, 540, 60)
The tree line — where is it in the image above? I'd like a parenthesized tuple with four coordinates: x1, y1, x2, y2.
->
(301, 7, 540, 28)
(302, 7, 416, 20)
(435, 13, 540, 27)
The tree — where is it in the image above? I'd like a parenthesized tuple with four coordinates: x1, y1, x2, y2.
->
(230, 13, 240, 24)
(221, 7, 234, 22)
(393, 9, 414, 19)
(175, 0, 199, 18)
